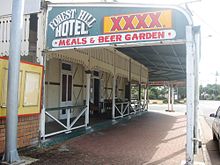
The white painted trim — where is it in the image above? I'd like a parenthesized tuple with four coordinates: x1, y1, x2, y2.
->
(47, 2, 193, 25)
(112, 75, 116, 119)
(60, 61, 73, 119)
(186, 25, 195, 164)
(85, 72, 91, 126)
(46, 39, 187, 52)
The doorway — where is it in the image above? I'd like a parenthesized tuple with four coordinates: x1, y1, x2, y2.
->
(60, 62, 73, 119)
(94, 78, 100, 107)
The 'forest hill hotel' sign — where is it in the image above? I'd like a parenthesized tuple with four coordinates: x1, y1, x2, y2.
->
(46, 4, 189, 50)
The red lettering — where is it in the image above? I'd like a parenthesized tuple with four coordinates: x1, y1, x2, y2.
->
(123, 15, 135, 30)
(136, 14, 148, 29)
(125, 34, 131, 40)
(152, 32, 157, 39)
(66, 39, 71, 45)
(82, 38, 87, 44)
(98, 35, 122, 43)
(139, 33, 145, 40)
(98, 36, 104, 43)
(131, 33, 139, 40)
(59, 40, 66, 46)
(111, 17, 122, 31)
(115, 35, 122, 41)
(158, 32, 164, 38)
(105, 36, 110, 42)
(149, 13, 161, 28)
(110, 35, 115, 42)
(71, 39, 76, 45)
(145, 32, 151, 39)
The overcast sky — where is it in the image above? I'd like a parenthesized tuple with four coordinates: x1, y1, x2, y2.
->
(189, 0, 220, 85)
(50, 0, 219, 85)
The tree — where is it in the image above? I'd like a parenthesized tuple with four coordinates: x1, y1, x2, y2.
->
(199, 84, 220, 100)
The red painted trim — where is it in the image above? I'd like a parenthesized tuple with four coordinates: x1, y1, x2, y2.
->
(0, 56, 43, 68)
(0, 56, 8, 60)
(0, 57, 44, 116)
(0, 112, 40, 119)
(18, 112, 40, 117)
(21, 61, 43, 68)
(40, 66, 44, 113)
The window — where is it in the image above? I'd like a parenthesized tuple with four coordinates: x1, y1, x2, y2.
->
(62, 63, 72, 71)
(62, 74, 67, 102)
(23, 72, 40, 106)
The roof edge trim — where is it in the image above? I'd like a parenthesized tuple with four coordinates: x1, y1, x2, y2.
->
(47, 2, 193, 25)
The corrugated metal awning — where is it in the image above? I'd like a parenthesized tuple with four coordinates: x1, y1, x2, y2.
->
(117, 43, 186, 81)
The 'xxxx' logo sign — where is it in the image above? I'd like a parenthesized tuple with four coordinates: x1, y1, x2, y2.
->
(104, 10, 172, 34)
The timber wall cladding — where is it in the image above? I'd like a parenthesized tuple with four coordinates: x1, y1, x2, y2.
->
(0, 115, 40, 153)
(0, 15, 30, 57)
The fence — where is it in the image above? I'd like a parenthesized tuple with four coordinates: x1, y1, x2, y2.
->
(43, 105, 87, 138)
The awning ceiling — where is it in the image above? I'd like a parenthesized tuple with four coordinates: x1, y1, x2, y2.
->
(117, 44, 186, 81)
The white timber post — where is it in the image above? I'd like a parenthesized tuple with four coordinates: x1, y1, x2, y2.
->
(66, 108, 70, 131)
(147, 82, 149, 110)
(139, 66, 142, 110)
(40, 52, 46, 140)
(186, 25, 195, 165)
(112, 75, 116, 120)
(37, 8, 47, 141)
(193, 26, 200, 154)
(168, 84, 171, 111)
(85, 71, 91, 127)
(128, 59, 131, 116)
(144, 83, 147, 110)
(138, 83, 141, 111)
(171, 83, 174, 111)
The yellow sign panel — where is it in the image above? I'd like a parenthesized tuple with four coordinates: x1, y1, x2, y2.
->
(0, 57, 43, 117)
(104, 10, 172, 34)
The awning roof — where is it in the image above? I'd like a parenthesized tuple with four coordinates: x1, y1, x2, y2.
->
(117, 43, 186, 81)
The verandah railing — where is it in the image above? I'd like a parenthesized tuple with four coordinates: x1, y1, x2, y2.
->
(43, 105, 87, 138)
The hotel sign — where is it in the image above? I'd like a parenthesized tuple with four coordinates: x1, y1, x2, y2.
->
(46, 5, 188, 50)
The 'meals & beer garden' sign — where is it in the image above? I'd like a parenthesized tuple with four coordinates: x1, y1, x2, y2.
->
(46, 4, 188, 50)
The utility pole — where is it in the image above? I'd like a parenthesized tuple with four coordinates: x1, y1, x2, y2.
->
(2, 0, 25, 163)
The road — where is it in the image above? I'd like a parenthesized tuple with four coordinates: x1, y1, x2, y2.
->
(199, 100, 220, 127)
(199, 100, 220, 165)
(149, 100, 220, 165)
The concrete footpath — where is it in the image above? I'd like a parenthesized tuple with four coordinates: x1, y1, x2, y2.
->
(21, 109, 207, 165)
(199, 115, 220, 165)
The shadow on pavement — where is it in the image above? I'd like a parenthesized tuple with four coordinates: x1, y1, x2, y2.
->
(206, 140, 220, 165)
(23, 111, 186, 165)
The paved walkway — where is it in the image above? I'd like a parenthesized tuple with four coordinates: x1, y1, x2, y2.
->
(25, 110, 187, 165)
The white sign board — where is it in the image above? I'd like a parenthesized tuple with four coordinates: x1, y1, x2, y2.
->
(0, 0, 41, 16)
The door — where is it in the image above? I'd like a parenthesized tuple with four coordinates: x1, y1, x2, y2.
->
(94, 78, 100, 107)
(60, 63, 73, 119)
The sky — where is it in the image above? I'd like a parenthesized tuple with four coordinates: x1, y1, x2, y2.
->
(50, 0, 219, 85)
(189, 0, 220, 85)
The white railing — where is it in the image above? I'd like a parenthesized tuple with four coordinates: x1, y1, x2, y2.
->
(114, 102, 129, 119)
(43, 105, 87, 138)
(130, 100, 145, 114)
(0, 15, 30, 56)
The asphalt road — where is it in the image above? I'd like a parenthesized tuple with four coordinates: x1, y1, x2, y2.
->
(199, 100, 220, 165)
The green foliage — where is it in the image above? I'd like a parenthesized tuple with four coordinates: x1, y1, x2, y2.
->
(148, 86, 168, 100)
(163, 99, 168, 103)
(178, 87, 186, 99)
(200, 84, 220, 100)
